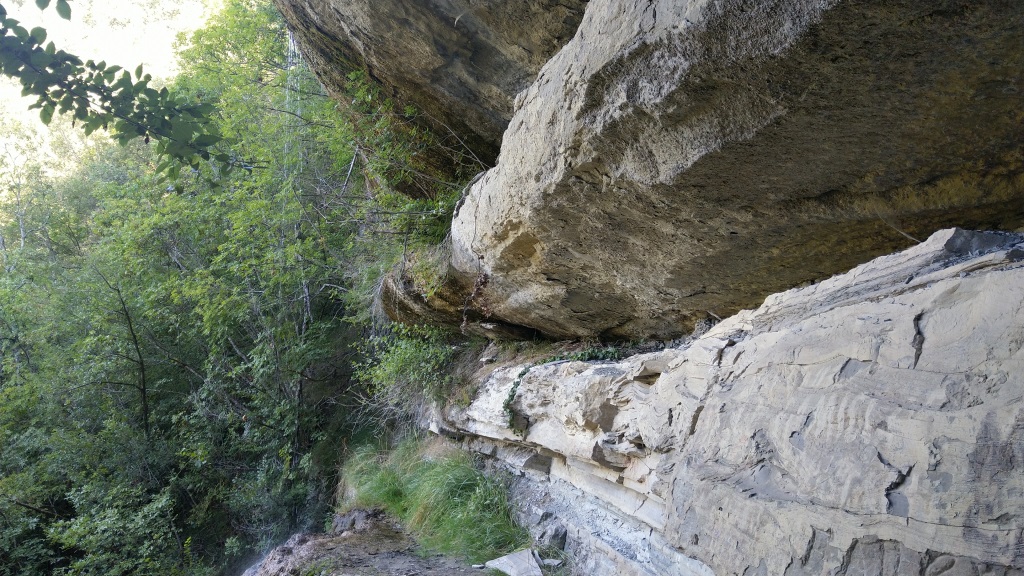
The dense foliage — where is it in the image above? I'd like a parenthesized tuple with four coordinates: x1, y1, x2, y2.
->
(0, 1, 477, 574)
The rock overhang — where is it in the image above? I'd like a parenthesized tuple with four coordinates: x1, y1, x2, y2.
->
(445, 0, 1024, 339)
(277, 0, 1024, 341)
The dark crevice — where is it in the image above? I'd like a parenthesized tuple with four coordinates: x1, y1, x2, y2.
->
(688, 404, 705, 437)
(911, 312, 925, 369)
(881, 456, 913, 517)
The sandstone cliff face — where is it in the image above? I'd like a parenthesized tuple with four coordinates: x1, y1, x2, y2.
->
(274, 1, 1024, 571)
(272, 0, 588, 163)
(444, 0, 1024, 339)
(442, 229, 1024, 575)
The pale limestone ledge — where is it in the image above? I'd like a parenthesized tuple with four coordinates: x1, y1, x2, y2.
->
(440, 229, 1024, 575)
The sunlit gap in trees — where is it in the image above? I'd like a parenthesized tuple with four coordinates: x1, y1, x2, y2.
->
(0, 0, 213, 139)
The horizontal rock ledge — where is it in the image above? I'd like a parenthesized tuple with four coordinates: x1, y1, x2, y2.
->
(444, 0, 1024, 340)
(442, 228, 1024, 575)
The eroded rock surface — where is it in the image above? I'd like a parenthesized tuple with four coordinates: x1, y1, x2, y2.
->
(273, 0, 588, 162)
(443, 229, 1024, 575)
(447, 0, 1024, 339)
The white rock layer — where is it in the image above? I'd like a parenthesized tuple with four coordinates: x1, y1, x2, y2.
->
(444, 228, 1024, 575)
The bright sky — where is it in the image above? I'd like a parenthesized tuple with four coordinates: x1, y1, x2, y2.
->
(0, 0, 218, 126)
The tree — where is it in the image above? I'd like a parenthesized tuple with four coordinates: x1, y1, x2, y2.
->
(0, 1, 474, 573)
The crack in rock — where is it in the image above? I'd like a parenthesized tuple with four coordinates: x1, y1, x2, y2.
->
(911, 312, 925, 369)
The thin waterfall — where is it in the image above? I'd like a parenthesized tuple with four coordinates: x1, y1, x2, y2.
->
(282, 29, 304, 181)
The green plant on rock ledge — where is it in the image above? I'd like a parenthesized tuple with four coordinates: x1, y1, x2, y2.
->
(356, 324, 457, 402)
(401, 239, 453, 301)
(300, 560, 332, 576)
(355, 321, 490, 414)
(502, 343, 628, 431)
(503, 365, 533, 435)
(339, 437, 530, 563)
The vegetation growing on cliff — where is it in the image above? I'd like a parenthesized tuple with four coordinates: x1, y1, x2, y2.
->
(0, 1, 484, 574)
(339, 438, 530, 563)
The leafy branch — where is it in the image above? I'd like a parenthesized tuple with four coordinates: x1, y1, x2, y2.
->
(0, 0, 245, 180)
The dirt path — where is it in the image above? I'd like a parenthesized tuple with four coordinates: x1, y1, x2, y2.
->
(241, 510, 482, 576)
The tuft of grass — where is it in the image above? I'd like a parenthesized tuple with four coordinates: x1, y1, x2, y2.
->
(340, 438, 530, 563)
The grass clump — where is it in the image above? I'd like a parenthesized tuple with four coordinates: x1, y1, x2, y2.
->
(340, 438, 530, 563)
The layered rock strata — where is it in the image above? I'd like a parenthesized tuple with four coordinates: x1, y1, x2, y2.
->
(273, 0, 588, 162)
(445, 0, 1024, 339)
(442, 229, 1024, 575)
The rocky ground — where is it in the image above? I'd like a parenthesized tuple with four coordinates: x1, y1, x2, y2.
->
(240, 510, 482, 576)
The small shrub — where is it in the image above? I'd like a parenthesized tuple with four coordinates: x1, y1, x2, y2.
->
(404, 240, 453, 300)
(563, 344, 625, 362)
(356, 324, 457, 403)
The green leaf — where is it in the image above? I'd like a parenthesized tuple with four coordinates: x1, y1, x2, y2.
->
(113, 72, 133, 92)
(192, 133, 222, 148)
(29, 50, 51, 67)
(30, 27, 47, 43)
(35, 0, 51, 9)
(55, 0, 71, 19)
(191, 103, 216, 116)
(135, 64, 144, 79)
(39, 103, 54, 124)
(166, 141, 191, 159)
(170, 121, 195, 144)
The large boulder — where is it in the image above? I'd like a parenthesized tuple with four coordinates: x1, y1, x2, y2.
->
(447, 0, 1024, 339)
(444, 228, 1024, 575)
(273, 0, 588, 163)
